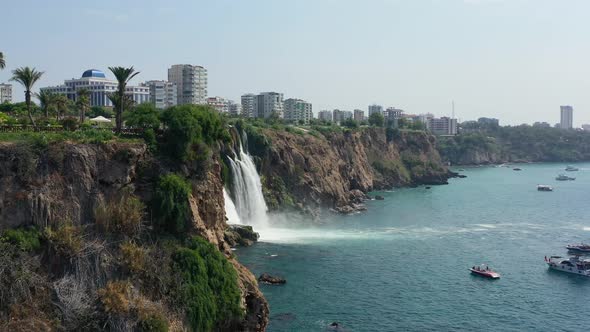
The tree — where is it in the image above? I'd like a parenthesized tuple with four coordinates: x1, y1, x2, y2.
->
(124, 103, 160, 129)
(54, 94, 70, 121)
(0, 52, 5, 70)
(108, 66, 140, 133)
(368, 112, 384, 127)
(37, 90, 56, 119)
(341, 118, 359, 129)
(10, 67, 44, 128)
(76, 88, 90, 123)
(107, 93, 135, 123)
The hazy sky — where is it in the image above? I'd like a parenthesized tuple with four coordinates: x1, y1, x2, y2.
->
(2, 0, 590, 126)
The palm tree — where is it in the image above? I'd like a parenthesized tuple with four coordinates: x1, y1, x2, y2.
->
(76, 88, 90, 123)
(0, 52, 5, 70)
(108, 66, 139, 133)
(54, 94, 69, 121)
(11, 67, 44, 128)
(37, 90, 56, 119)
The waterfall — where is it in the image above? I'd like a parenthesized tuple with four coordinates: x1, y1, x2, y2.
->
(223, 188, 241, 225)
(224, 131, 269, 228)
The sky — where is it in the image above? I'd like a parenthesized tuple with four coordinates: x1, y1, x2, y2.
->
(2, 0, 590, 126)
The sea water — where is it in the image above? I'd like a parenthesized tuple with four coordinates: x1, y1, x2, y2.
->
(237, 163, 590, 331)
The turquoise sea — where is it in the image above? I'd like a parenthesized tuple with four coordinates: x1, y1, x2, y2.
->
(237, 163, 590, 331)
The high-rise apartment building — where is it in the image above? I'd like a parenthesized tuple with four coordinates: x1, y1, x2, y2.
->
(207, 96, 229, 113)
(241, 94, 256, 117)
(228, 101, 241, 116)
(318, 110, 333, 122)
(40, 69, 149, 107)
(368, 104, 383, 116)
(353, 109, 365, 122)
(560, 105, 573, 129)
(254, 92, 283, 118)
(0, 83, 12, 103)
(284, 98, 313, 124)
(428, 117, 458, 135)
(143, 80, 177, 109)
(168, 64, 208, 105)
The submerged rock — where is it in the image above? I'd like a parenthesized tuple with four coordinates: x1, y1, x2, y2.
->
(375, 195, 385, 200)
(225, 225, 260, 247)
(258, 273, 286, 285)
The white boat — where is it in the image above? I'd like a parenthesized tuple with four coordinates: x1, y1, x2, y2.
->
(545, 256, 590, 277)
(566, 243, 590, 253)
(565, 165, 579, 172)
(556, 174, 575, 181)
(537, 185, 553, 191)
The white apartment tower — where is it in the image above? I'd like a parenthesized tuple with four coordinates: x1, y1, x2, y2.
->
(143, 80, 177, 109)
(254, 92, 284, 118)
(241, 94, 256, 117)
(318, 110, 333, 122)
(560, 105, 573, 129)
(0, 83, 12, 103)
(284, 98, 313, 124)
(168, 64, 208, 105)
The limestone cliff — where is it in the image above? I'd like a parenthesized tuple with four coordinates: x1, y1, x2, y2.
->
(241, 127, 451, 215)
(0, 141, 268, 331)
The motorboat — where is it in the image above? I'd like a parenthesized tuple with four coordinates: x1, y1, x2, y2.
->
(469, 265, 500, 279)
(565, 165, 579, 172)
(545, 255, 590, 277)
(537, 185, 553, 191)
(513, 167, 522, 171)
(566, 243, 590, 253)
(556, 174, 575, 181)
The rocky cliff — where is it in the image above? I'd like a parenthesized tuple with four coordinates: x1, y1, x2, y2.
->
(241, 127, 451, 215)
(0, 141, 268, 331)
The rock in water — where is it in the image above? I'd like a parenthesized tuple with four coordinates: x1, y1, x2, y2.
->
(375, 195, 385, 200)
(258, 273, 286, 285)
(225, 225, 260, 247)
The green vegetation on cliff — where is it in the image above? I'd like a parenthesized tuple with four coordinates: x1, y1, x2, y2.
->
(438, 125, 590, 164)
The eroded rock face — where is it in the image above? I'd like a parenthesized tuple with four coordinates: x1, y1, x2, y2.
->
(0, 141, 269, 331)
(251, 128, 452, 216)
(0, 142, 146, 229)
(258, 273, 286, 285)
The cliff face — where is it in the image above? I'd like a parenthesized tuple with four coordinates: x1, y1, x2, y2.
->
(246, 127, 451, 214)
(0, 141, 268, 331)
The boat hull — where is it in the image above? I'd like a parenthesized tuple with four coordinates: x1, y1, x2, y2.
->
(547, 263, 590, 277)
(469, 269, 500, 279)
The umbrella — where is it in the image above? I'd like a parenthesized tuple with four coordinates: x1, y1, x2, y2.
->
(89, 116, 112, 123)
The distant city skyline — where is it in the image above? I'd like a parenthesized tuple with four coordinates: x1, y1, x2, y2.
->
(2, 0, 590, 126)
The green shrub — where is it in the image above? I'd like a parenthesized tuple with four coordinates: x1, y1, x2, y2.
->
(153, 174, 192, 234)
(1, 227, 41, 251)
(172, 237, 242, 331)
(60, 117, 79, 131)
(124, 103, 160, 130)
(160, 105, 230, 161)
(137, 314, 169, 332)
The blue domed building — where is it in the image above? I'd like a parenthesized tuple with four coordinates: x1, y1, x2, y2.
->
(40, 69, 149, 107)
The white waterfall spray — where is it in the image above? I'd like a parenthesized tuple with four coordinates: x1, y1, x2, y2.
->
(225, 131, 269, 229)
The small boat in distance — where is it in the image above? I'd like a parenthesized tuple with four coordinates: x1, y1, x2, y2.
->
(566, 243, 590, 253)
(513, 167, 522, 171)
(537, 185, 553, 191)
(469, 265, 500, 279)
(565, 165, 579, 172)
(545, 255, 590, 277)
(556, 174, 575, 181)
